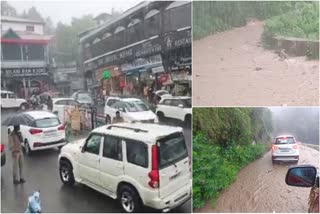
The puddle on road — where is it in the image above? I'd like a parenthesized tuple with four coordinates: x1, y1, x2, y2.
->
(199, 146, 319, 213)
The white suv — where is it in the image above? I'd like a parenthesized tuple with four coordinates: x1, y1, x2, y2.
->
(58, 123, 191, 212)
(104, 97, 158, 124)
(272, 135, 299, 164)
(1, 90, 28, 110)
(156, 97, 191, 124)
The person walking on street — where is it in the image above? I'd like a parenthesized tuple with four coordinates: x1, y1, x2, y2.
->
(112, 111, 124, 124)
(47, 96, 53, 112)
(9, 125, 25, 185)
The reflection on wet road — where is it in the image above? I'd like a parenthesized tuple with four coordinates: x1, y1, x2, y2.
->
(199, 145, 319, 213)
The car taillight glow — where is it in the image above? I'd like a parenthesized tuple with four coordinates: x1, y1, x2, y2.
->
(292, 144, 299, 149)
(29, 129, 43, 135)
(58, 125, 65, 131)
(0, 144, 4, 152)
(148, 145, 159, 188)
(272, 145, 278, 151)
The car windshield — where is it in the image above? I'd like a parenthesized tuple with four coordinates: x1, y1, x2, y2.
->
(182, 98, 191, 108)
(35, 118, 60, 128)
(275, 137, 295, 144)
(78, 93, 92, 103)
(159, 133, 188, 169)
(124, 101, 149, 112)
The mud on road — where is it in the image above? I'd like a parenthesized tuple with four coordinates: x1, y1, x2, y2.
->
(198, 145, 319, 213)
(193, 21, 319, 106)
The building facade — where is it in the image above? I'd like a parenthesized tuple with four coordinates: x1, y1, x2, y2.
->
(79, 1, 191, 98)
(0, 16, 53, 98)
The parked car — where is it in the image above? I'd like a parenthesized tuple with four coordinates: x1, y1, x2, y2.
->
(272, 135, 299, 164)
(52, 98, 79, 123)
(104, 97, 158, 124)
(153, 90, 172, 104)
(286, 165, 319, 212)
(8, 111, 66, 155)
(1, 144, 5, 166)
(59, 123, 191, 212)
(156, 96, 191, 124)
(1, 90, 28, 110)
(71, 91, 93, 107)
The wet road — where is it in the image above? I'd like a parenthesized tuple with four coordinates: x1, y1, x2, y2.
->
(1, 109, 191, 213)
(193, 21, 319, 106)
(199, 145, 319, 213)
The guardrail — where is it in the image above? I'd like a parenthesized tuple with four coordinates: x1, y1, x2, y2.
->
(301, 143, 319, 151)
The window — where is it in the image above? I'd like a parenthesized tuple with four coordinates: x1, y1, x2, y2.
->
(67, 100, 78, 106)
(1, 93, 7, 99)
(126, 140, 148, 168)
(163, 99, 172, 106)
(35, 118, 60, 128)
(170, 99, 182, 107)
(8, 93, 16, 98)
(103, 135, 122, 161)
(85, 134, 102, 155)
(26, 25, 35, 32)
(107, 99, 119, 107)
(55, 100, 68, 105)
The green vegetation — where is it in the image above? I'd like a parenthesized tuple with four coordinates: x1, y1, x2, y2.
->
(192, 108, 273, 209)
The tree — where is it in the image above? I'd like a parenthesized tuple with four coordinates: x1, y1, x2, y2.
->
(26, 6, 44, 21)
(1, 1, 17, 16)
(44, 17, 55, 34)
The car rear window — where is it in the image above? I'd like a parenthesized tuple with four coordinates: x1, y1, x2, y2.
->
(275, 137, 295, 144)
(35, 118, 60, 128)
(159, 133, 188, 169)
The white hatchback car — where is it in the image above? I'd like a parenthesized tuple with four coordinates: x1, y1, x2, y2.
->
(104, 97, 158, 124)
(272, 135, 299, 164)
(1, 90, 28, 110)
(58, 123, 191, 212)
(8, 111, 66, 155)
(156, 97, 192, 124)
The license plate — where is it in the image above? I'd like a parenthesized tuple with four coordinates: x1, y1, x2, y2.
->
(280, 149, 290, 152)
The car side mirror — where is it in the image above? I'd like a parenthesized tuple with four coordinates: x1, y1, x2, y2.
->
(178, 104, 184, 108)
(81, 145, 85, 153)
(285, 165, 317, 187)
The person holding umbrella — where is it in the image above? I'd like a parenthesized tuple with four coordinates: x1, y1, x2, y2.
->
(3, 114, 28, 184)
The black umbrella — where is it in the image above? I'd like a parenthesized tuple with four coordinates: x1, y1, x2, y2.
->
(2, 113, 33, 126)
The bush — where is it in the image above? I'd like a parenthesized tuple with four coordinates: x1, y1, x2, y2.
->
(193, 134, 268, 209)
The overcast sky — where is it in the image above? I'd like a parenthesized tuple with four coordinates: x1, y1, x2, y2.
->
(7, 0, 142, 25)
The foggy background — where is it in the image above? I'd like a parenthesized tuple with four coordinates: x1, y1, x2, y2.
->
(270, 107, 319, 145)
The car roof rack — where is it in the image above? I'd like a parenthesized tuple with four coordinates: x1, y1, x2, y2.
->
(106, 125, 148, 133)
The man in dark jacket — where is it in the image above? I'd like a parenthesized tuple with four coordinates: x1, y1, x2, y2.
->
(9, 125, 25, 184)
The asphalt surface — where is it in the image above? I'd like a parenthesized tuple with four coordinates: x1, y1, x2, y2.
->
(1, 108, 191, 213)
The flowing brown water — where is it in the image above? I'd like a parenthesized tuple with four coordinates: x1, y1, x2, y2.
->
(193, 21, 319, 106)
(198, 145, 319, 213)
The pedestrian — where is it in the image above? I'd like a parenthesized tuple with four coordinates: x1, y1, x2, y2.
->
(112, 111, 124, 124)
(8, 125, 25, 185)
(47, 96, 53, 112)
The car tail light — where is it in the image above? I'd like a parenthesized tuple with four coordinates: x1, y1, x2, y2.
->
(148, 145, 159, 188)
(272, 145, 278, 151)
(33, 142, 42, 147)
(58, 125, 65, 131)
(0, 144, 4, 152)
(292, 144, 299, 149)
(29, 129, 43, 135)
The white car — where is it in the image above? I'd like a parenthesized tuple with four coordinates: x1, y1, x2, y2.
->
(104, 97, 158, 124)
(52, 98, 79, 123)
(8, 111, 67, 155)
(272, 135, 300, 164)
(156, 97, 192, 124)
(1, 90, 28, 110)
(58, 122, 191, 212)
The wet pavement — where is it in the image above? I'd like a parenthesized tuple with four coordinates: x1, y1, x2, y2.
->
(193, 21, 319, 106)
(198, 145, 319, 213)
(1, 109, 191, 213)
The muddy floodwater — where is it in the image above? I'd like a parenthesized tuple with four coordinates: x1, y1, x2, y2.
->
(198, 145, 319, 213)
(193, 21, 319, 106)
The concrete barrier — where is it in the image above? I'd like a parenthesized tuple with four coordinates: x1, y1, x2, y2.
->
(273, 36, 319, 58)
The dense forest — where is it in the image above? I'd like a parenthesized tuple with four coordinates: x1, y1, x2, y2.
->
(193, 108, 273, 209)
(193, 1, 319, 43)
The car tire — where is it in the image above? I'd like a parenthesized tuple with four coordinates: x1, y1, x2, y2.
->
(157, 112, 165, 122)
(24, 140, 32, 155)
(59, 160, 75, 185)
(20, 103, 28, 111)
(118, 185, 142, 213)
